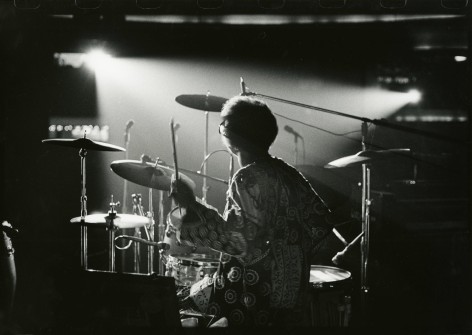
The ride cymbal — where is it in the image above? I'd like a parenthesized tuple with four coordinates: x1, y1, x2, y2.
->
(42, 138, 125, 152)
(110, 160, 196, 190)
(175, 94, 228, 112)
(325, 149, 410, 169)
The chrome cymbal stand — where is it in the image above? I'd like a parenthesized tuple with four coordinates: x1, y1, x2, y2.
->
(146, 188, 155, 274)
(107, 196, 119, 272)
(157, 189, 166, 275)
(79, 147, 88, 270)
(202, 92, 211, 205)
(360, 122, 371, 322)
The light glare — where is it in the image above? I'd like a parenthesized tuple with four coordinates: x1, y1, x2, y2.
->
(84, 49, 111, 70)
(406, 89, 421, 104)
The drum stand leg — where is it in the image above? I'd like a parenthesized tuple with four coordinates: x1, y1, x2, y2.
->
(147, 188, 155, 274)
(133, 228, 141, 273)
(108, 227, 115, 272)
(360, 122, 372, 325)
(79, 147, 88, 270)
(157, 190, 166, 275)
(80, 226, 87, 270)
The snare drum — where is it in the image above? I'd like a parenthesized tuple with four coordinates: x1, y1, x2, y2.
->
(309, 265, 352, 327)
(168, 255, 219, 287)
(165, 207, 221, 286)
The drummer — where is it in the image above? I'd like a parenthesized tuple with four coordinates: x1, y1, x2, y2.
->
(170, 96, 333, 328)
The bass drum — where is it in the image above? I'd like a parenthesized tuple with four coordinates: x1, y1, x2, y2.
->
(309, 265, 352, 327)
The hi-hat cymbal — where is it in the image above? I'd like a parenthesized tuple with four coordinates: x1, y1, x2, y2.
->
(70, 213, 150, 229)
(325, 149, 410, 169)
(110, 160, 196, 191)
(175, 94, 228, 112)
(42, 138, 125, 152)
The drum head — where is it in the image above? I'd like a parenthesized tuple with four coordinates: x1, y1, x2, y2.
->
(310, 265, 351, 288)
(174, 253, 220, 265)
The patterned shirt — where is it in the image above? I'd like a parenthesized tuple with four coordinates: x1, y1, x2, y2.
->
(178, 155, 332, 327)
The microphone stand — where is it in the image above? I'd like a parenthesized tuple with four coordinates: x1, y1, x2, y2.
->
(157, 189, 166, 275)
(123, 130, 131, 214)
(147, 188, 155, 274)
(292, 133, 299, 165)
(202, 92, 211, 205)
(79, 140, 88, 270)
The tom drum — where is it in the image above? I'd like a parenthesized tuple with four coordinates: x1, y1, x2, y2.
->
(309, 265, 352, 327)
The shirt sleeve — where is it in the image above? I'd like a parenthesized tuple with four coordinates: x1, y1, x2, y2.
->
(177, 166, 265, 260)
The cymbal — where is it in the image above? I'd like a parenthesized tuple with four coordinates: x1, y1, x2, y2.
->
(110, 160, 196, 190)
(42, 138, 125, 152)
(175, 94, 228, 112)
(70, 213, 150, 229)
(167, 165, 229, 185)
(144, 159, 228, 185)
(325, 149, 410, 169)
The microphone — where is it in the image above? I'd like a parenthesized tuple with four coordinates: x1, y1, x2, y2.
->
(124, 119, 135, 145)
(125, 119, 135, 131)
(284, 125, 302, 138)
(240, 77, 247, 96)
(332, 232, 364, 266)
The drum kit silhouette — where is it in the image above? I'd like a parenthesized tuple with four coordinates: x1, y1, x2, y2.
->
(42, 93, 231, 287)
(43, 83, 411, 324)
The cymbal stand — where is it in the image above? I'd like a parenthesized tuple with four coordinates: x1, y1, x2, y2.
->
(202, 94, 210, 205)
(107, 196, 119, 272)
(146, 188, 155, 274)
(79, 147, 88, 270)
(123, 137, 130, 214)
(360, 122, 371, 323)
(157, 190, 166, 275)
(131, 194, 143, 273)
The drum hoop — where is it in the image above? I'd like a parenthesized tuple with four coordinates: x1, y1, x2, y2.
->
(170, 254, 220, 267)
(309, 265, 352, 289)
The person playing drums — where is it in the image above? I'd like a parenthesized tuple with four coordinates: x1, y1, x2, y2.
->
(170, 96, 333, 328)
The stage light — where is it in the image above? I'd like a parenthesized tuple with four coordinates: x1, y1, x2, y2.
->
(84, 49, 112, 71)
(454, 55, 467, 62)
(406, 89, 421, 104)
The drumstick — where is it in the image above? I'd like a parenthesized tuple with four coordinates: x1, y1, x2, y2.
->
(170, 118, 179, 182)
(170, 118, 183, 219)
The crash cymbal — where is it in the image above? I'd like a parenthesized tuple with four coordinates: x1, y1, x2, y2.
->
(42, 138, 125, 152)
(110, 160, 196, 190)
(325, 149, 410, 169)
(175, 94, 228, 112)
(70, 213, 150, 229)
(143, 159, 228, 185)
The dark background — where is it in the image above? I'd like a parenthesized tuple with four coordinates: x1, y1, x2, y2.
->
(0, 0, 470, 333)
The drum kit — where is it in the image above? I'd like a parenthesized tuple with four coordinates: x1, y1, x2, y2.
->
(42, 83, 412, 326)
(42, 93, 230, 288)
